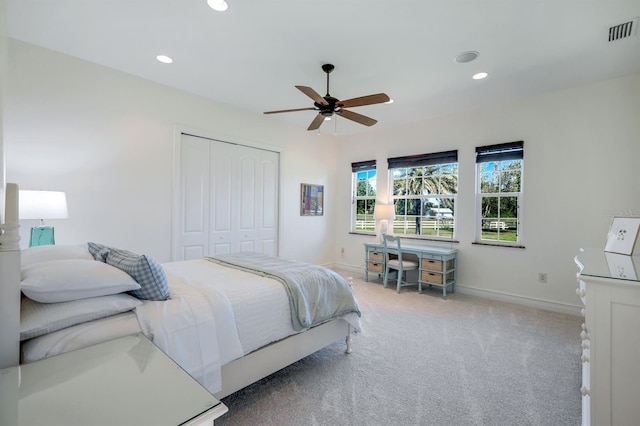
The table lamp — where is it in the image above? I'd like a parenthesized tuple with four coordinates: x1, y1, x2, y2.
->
(374, 203, 395, 243)
(19, 190, 68, 247)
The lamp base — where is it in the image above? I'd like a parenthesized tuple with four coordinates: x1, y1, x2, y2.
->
(30, 226, 55, 247)
(377, 219, 389, 243)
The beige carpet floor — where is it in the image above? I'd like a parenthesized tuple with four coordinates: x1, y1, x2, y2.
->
(217, 270, 583, 426)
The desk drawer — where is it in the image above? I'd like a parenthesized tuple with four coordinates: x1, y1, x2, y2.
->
(369, 252, 383, 262)
(421, 258, 454, 271)
(421, 271, 454, 284)
(367, 261, 383, 273)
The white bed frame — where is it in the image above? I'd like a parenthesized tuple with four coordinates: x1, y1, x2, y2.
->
(0, 182, 352, 396)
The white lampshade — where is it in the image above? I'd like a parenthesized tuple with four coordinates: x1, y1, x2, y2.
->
(374, 204, 395, 220)
(19, 190, 68, 220)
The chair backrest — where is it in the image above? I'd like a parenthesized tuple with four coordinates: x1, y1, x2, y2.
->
(382, 234, 403, 263)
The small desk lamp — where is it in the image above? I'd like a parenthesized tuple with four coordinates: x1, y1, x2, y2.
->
(19, 190, 68, 247)
(374, 203, 395, 243)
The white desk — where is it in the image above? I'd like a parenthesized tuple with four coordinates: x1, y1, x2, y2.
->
(0, 333, 228, 426)
(364, 242, 458, 298)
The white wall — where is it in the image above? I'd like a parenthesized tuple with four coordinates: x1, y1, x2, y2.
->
(5, 40, 339, 264)
(335, 73, 640, 312)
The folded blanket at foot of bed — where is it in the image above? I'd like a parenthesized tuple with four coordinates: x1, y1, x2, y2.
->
(206, 252, 361, 331)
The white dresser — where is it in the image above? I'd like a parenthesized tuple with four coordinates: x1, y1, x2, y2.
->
(575, 249, 640, 426)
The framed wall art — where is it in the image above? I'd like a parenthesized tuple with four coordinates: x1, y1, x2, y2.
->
(300, 184, 323, 216)
(604, 217, 640, 255)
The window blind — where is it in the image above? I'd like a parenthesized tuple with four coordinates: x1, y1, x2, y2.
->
(351, 160, 376, 172)
(387, 150, 458, 169)
(475, 141, 524, 163)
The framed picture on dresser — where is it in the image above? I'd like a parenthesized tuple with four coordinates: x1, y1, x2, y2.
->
(604, 217, 640, 255)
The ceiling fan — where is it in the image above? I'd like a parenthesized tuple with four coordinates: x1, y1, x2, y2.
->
(264, 64, 391, 131)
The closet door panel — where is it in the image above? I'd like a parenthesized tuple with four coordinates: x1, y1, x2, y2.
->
(210, 142, 235, 255)
(259, 153, 279, 256)
(180, 136, 210, 260)
(238, 153, 257, 252)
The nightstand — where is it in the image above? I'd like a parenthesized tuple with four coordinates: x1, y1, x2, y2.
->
(0, 333, 228, 425)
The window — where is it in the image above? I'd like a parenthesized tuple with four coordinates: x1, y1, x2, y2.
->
(475, 141, 524, 245)
(388, 151, 458, 239)
(351, 160, 376, 233)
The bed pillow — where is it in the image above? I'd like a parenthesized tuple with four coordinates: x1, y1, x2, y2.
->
(20, 293, 142, 341)
(106, 249, 170, 301)
(21, 244, 93, 267)
(87, 242, 114, 262)
(21, 312, 142, 364)
(21, 259, 141, 303)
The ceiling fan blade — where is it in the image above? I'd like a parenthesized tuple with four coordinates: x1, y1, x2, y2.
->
(296, 86, 328, 106)
(307, 114, 326, 131)
(264, 107, 317, 114)
(336, 109, 378, 126)
(337, 93, 390, 109)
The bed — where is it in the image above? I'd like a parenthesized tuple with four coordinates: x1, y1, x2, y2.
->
(0, 183, 361, 400)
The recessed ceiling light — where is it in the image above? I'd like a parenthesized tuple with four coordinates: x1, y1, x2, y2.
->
(473, 72, 488, 80)
(454, 51, 479, 63)
(156, 55, 173, 64)
(207, 0, 228, 11)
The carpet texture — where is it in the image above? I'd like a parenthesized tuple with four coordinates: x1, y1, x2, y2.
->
(218, 271, 582, 426)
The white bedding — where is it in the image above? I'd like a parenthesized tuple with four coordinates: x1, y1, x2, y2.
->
(21, 258, 357, 395)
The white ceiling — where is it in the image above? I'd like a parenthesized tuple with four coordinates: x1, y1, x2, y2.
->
(7, 0, 640, 136)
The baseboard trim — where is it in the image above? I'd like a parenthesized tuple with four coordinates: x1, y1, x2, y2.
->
(456, 285, 582, 316)
(330, 262, 364, 275)
(331, 262, 583, 317)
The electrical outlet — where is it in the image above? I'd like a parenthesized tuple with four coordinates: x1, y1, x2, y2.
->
(538, 272, 548, 283)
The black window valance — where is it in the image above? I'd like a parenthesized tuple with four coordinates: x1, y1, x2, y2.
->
(475, 141, 524, 163)
(387, 150, 458, 169)
(351, 160, 376, 172)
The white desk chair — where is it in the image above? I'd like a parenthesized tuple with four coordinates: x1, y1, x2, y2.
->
(382, 234, 419, 293)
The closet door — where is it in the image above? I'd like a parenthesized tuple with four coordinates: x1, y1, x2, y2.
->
(177, 134, 279, 260)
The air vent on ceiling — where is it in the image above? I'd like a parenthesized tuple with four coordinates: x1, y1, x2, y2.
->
(608, 17, 638, 42)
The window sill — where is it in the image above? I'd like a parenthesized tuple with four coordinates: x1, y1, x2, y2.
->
(349, 231, 376, 237)
(472, 241, 525, 249)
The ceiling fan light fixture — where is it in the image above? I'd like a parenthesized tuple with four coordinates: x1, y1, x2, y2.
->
(385, 99, 394, 104)
(207, 0, 228, 11)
